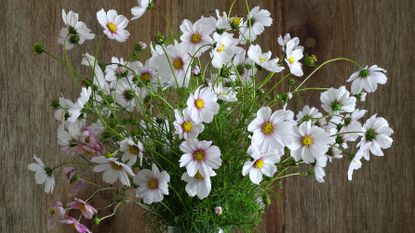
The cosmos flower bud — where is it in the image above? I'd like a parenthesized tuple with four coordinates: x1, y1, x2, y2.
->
(304, 54, 318, 66)
(50, 98, 60, 109)
(154, 32, 166, 45)
(104, 152, 113, 158)
(192, 65, 201, 76)
(262, 193, 271, 206)
(33, 42, 45, 54)
(214, 206, 223, 216)
(92, 217, 101, 225)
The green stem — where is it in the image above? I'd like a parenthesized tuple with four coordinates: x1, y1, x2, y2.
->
(86, 187, 115, 202)
(43, 50, 65, 63)
(98, 201, 122, 221)
(126, 197, 162, 218)
(293, 87, 329, 93)
(294, 57, 361, 92)
(261, 73, 291, 99)
(228, 0, 238, 16)
(331, 131, 365, 137)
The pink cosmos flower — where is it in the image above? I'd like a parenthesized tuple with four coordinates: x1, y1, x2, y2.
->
(61, 216, 92, 233)
(47, 201, 66, 230)
(74, 126, 105, 156)
(68, 198, 97, 219)
(63, 167, 88, 196)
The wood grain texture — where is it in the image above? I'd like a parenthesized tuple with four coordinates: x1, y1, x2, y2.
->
(282, 1, 415, 233)
(1, 0, 413, 233)
(0, 1, 283, 233)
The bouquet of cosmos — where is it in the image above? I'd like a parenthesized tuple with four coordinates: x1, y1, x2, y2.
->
(28, 0, 394, 232)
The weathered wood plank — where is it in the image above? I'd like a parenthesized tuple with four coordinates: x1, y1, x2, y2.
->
(0, 0, 284, 232)
(283, 0, 415, 233)
(2, 0, 414, 232)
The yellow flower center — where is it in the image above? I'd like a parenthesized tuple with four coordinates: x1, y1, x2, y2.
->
(195, 171, 204, 181)
(302, 136, 313, 146)
(147, 178, 159, 190)
(172, 58, 184, 70)
(107, 23, 118, 33)
(182, 121, 193, 132)
(193, 150, 206, 161)
(191, 33, 202, 43)
(111, 162, 123, 171)
(258, 57, 266, 62)
(128, 145, 140, 155)
(254, 159, 264, 169)
(231, 17, 241, 26)
(261, 122, 273, 135)
(194, 99, 205, 109)
(217, 43, 225, 53)
(288, 56, 295, 64)
(140, 72, 151, 82)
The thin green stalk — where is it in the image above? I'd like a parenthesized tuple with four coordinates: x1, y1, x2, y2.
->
(261, 73, 291, 99)
(86, 187, 116, 202)
(293, 87, 329, 93)
(294, 57, 361, 92)
(98, 201, 122, 221)
(228, 0, 238, 16)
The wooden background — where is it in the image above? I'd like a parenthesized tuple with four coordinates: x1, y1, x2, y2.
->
(1, 0, 414, 232)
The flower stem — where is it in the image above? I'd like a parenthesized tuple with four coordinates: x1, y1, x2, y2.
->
(294, 57, 361, 92)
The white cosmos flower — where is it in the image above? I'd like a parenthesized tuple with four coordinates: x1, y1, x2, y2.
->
(326, 145, 343, 161)
(357, 115, 393, 157)
(277, 33, 304, 52)
(296, 105, 322, 124)
(291, 121, 331, 163)
(347, 65, 387, 94)
(182, 170, 214, 199)
(285, 39, 304, 77)
(247, 44, 284, 73)
(68, 87, 92, 123)
(149, 41, 192, 88)
(186, 86, 220, 123)
(57, 120, 84, 155)
(179, 139, 222, 177)
(97, 9, 130, 42)
(54, 97, 75, 123)
(28, 155, 55, 194)
(242, 146, 279, 185)
(210, 32, 242, 68)
(120, 138, 144, 166)
(247, 107, 294, 152)
(347, 150, 364, 181)
(314, 155, 328, 183)
(92, 156, 135, 186)
(331, 109, 366, 144)
(58, 10, 95, 50)
(240, 6, 272, 43)
(320, 86, 356, 114)
(210, 83, 238, 102)
(173, 109, 204, 140)
(180, 17, 216, 57)
(82, 53, 110, 95)
(114, 78, 146, 112)
(130, 60, 160, 89)
(134, 163, 170, 204)
(105, 57, 132, 88)
(230, 49, 257, 84)
(215, 10, 231, 31)
(131, 0, 149, 20)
